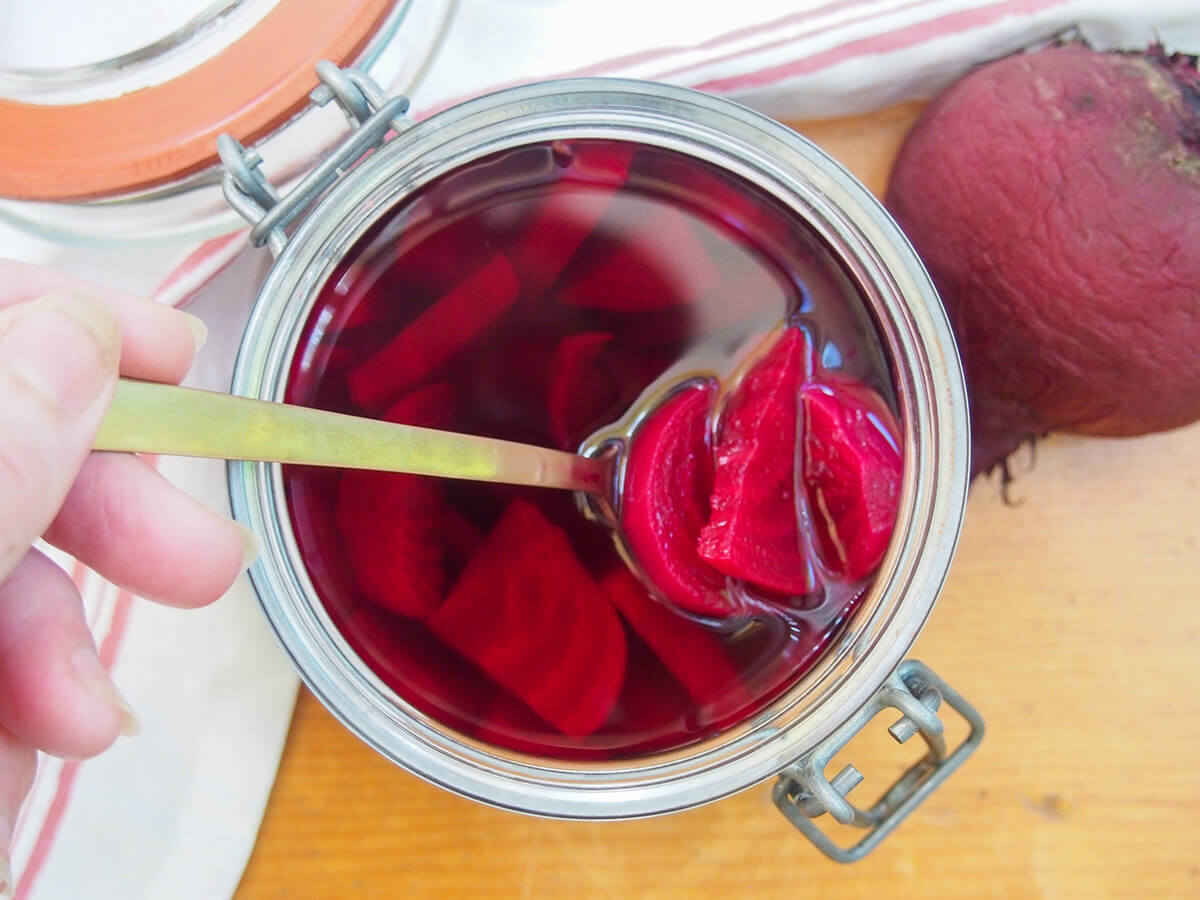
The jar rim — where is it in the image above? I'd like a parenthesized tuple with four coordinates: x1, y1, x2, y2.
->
(230, 78, 970, 819)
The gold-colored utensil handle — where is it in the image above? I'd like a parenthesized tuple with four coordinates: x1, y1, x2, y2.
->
(95, 379, 611, 495)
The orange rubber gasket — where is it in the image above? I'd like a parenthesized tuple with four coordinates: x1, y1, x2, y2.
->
(0, 0, 397, 201)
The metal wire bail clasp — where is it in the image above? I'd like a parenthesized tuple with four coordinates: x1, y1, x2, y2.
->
(773, 660, 984, 863)
(217, 62, 412, 257)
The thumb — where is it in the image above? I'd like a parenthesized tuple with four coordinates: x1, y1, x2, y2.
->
(0, 291, 120, 578)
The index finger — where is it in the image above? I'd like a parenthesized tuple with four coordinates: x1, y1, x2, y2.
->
(0, 258, 205, 384)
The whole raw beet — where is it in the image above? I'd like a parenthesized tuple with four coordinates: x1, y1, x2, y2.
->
(886, 43, 1200, 476)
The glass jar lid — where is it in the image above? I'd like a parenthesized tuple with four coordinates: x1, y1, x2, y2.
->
(0, 0, 455, 243)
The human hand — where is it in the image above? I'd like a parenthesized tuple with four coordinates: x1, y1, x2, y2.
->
(0, 260, 255, 894)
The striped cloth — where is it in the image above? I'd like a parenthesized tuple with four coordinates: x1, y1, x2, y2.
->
(5, 2, 1196, 898)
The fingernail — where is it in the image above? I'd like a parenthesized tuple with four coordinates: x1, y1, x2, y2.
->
(70, 646, 139, 738)
(0, 291, 119, 415)
(235, 522, 260, 570)
(181, 311, 207, 353)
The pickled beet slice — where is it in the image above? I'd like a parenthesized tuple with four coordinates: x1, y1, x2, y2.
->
(285, 469, 358, 615)
(566, 141, 638, 184)
(381, 380, 456, 427)
(442, 507, 485, 568)
(620, 381, 734, 618)
(463, 331, 559, 443)
(427, 499, 627, 737)
(347, 254, 520, 411)
(335, 383, 458, 620)
(594, 636, 693, 753)
(474, 691, 559, 757)
(547, 332, 678, 451)
(555, 202, 719, 312)
(337, 471, 445, 620)
(698, 328, 814, 596)
(603, 569, 746, 710)
(639, 149, 793, 254)
(512, 145, 634, 296)
(370, 197, 496, 300)
(547, 331, 619, 449)
(613, 254, 788, 351)
(346, 608, 492, 735)
(477, 639, 693, 760)
(802, 381, 902, 580)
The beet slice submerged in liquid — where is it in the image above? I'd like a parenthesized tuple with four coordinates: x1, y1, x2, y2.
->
(336, 473, 446, 620)
(347, 254, 521, 411)
(347, 606, 492, 733)
(427, 499, 627, 737)
(555, 202, 719, 313)
(510, 144, 635, 296)
(334, 383, 460, 621)
(603, 569, 748, 714)
(546, 331, 620, 450)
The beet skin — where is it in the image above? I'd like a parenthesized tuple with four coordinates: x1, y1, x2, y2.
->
(886, 44, 1200, 475)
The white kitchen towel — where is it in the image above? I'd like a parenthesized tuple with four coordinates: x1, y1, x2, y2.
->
(414, 0, 1200, 117)
(4, 2, 1196, 898)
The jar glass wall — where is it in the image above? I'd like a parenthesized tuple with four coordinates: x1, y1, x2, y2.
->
(228, 79, 969, 819)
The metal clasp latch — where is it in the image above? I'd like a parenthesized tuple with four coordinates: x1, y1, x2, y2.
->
(773, 659, 984, 863)
(217, 62, 411, 257)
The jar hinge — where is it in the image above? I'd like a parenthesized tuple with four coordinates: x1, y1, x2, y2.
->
(217, 62, 411, 257)
(773, 659, 983, 863)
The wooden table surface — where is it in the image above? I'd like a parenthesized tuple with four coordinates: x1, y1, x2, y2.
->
(232, 105, 1200, 898)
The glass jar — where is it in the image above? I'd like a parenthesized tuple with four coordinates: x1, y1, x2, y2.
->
(0, 0, 455, 245)
(227, 69, 981, 862)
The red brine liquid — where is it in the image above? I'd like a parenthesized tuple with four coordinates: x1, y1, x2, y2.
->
(284, 138, 902, 759)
